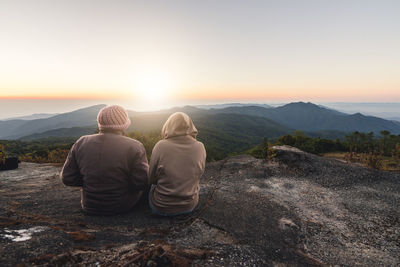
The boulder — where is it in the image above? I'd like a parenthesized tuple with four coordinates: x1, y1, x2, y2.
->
(0, 157, 19, 171)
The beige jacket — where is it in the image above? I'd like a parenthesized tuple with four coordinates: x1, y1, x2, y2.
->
(149, 112, 206, 214)
(60, 132, 149, 215)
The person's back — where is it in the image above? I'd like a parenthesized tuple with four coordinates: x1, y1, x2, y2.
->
(60, 105, 148, 216)
(149, 112, 206, 215)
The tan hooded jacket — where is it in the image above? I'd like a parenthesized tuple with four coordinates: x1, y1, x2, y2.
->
(149, 112, 206, 214)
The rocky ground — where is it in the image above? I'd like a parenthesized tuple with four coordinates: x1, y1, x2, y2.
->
(0, 146, 399, 266)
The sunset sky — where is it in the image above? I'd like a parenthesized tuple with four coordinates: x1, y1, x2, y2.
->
(1, 0, 400, 110)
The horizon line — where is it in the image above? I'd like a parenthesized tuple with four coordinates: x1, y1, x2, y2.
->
(1, 96, 400, 104)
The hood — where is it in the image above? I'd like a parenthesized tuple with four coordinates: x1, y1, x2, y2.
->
(161, 112, 198, 139)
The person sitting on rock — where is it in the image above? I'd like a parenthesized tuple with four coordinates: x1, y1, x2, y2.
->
(60, 105, 149, 216)
(149, 112, 206, 216)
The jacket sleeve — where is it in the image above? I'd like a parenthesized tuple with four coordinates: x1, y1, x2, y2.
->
(129, 144, 149, 190)
(148, 143, 160, 185)
(200, 142, 207, 175)
(60, 142, 83, 187)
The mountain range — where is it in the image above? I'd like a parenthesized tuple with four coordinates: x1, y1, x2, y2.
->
(1, 103, 400, 153)
(0, 105, 104, 140)
(194, 103, 272, 109)
(2, 113, 58, 121)
(208, 102, 400, 133)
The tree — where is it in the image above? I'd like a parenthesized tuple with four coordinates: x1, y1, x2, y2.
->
(393, 143, 400, 162)
(380, 130, 391, 156)
(366, 132, 375, 151)
(277, 135, 296, 146)
(127, 131, 161, 160)
(0, 144, 7, 164)
(261, 138, 269, 160)
(345, 132, 357, 153)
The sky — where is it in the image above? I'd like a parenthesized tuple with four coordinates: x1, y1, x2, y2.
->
(1, 0, 400, 113)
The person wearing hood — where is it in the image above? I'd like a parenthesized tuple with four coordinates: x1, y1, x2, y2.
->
(149, 112, 206, 216)
(60, 105, 149, 216)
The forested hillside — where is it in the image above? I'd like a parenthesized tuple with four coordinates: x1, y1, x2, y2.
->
(1, 102, 400, 168)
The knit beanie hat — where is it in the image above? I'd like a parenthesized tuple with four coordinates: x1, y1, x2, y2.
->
(97, 105, 131, 131)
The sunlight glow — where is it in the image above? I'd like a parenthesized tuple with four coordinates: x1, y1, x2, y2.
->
(134, 69, 172, 110)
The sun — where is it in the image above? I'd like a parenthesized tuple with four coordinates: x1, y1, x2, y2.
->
(134, 69, 172, 110)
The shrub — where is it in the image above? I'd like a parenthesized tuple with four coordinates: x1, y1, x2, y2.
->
(247, 138, 275, 161)
(363, 152, 382, 170)
(48, 149, 70, 163)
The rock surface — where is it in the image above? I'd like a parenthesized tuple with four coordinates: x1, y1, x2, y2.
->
(0, 146, 399, 266)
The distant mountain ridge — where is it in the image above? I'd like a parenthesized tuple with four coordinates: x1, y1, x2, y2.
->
(2, 102, 400, 144)
(209, 102, 400, 134)
(195, 103, 272, 109)
(1, 113, 58, 121)
(388, 117, 400, 122)
(0, 104, 105, 139)
(20, 126, 98, 141)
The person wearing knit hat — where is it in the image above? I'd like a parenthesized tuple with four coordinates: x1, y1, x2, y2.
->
(97, 105, 131, 132)
(60, 105, 149, 216)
